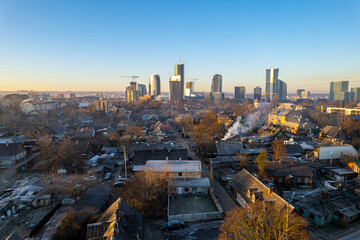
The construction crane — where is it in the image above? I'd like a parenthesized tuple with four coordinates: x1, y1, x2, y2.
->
(121, 76, 139, 82)
(186, 78, 198, 93)
(263, 92, 278, 102)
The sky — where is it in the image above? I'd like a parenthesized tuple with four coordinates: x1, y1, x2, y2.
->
(0, 0, 360, 93)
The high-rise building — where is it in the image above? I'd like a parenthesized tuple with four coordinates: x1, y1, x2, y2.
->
(234, 86, 246, 101)
(254, 87, 262, 100)
(211, 74, 222, 93)
(125, 81, 138, 103)
(296, 89, 305, 98)
(95, 99, 110, 112)
(265, 68, 287, 102)
(68, 93, 76, 99)
(149, 75, 161, 96)
(301, 91, 310, 99)
(265, 68, 279, 102)
(329, 81, 349, 102)
(169, 76, 182, 103)
(350, 87, 360, 102)
(175, 63, 184, 99)
(185, 81, 194, 97)
(278, 80, 287, 101)
(137, 84, 147, 97)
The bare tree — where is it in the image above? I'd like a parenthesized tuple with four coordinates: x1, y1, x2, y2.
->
(272, 139, 286, 162)
(219, 202, 309, 240)
(255, 150, 268, 178)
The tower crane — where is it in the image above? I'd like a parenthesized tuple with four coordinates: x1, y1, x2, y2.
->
(121, 76, 139, 82)
(263, 92, 278, 102)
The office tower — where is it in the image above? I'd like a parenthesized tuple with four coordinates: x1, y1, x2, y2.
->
(169, 76, 182, 102)
(125, 81, 138, 103)
(185, 81, 194, 97)
(149, 75, 161, 96)
(175, 63, 184, 99)
(301, 91, 310, 99)
(234, 86, 246, 101)
(95, 99, 110, 112)
(329, 81, 349, 102)
(254, 86, 262, 100)
(137, 84, 147, 97)
(211, 74, 222, 93)
(68, 93, 76, 99)
(265, 68, 287, 102)
(278, 80, 287, 101)
(296, 89, 305, 98)
(351, 88, 360, 102)
(265, 68, 279, 102)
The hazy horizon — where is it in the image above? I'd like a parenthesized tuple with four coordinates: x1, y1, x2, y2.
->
(1, 0, 359, 93)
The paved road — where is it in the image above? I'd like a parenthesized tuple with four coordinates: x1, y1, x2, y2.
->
(339, 230, 360, 240)
(171, 125, 237, 212)
(0, 152, 40, 192)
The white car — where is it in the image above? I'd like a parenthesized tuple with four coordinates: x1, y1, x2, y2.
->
(118, 175, 127, 181)
(84, 176, 97, 181)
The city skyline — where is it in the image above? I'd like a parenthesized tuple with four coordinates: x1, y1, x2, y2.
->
(1, 1, 359, 92)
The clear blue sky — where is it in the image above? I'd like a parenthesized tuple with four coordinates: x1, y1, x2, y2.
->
(1, 0, 359, 93)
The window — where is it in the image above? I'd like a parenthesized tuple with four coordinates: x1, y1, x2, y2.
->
(297, 178, 301, 183)
(278, 177, 282, 183)
(184, 187, 189, 192)
(309, 213, 315, 221)
(270, 177, 274, 183)
(178, 172, 182, 177)
(192, 187, 197, 192)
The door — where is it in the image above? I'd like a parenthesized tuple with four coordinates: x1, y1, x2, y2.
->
(177, 187, 183, 194)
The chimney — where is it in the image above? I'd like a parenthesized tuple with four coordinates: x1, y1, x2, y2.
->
(320, 191, 328, 205)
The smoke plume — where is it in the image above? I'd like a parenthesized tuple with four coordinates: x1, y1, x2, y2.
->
(222, 111, 264, 141)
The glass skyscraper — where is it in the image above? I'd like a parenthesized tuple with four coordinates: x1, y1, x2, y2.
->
(329, 81, 349, 102)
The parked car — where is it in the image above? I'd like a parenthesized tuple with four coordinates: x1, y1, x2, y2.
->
(104, 172, 112, 180)
(118, 175, 127, 181)
(113, 181, 126, 187)
(160, 220, 185, 231)
(84, 176, 97, 181)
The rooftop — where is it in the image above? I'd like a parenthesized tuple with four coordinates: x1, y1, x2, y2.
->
(143, 160, 202, 173)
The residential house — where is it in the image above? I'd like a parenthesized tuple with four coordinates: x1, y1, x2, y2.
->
(86, 198, 143, 240)
(265, 162, 314, 187)
(313, 145, 359, 160)
(326, 167, 358, 182)
(0, 142, 26, 166)
(216, 141, 244, 156)
(319, 126, 346, 141)
(294, 190, 360, 226)
(132, 148, 188, 166)
(133, 160, 210, 195)
(230, 169, 293, 212)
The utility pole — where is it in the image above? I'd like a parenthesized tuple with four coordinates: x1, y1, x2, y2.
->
(210, 162, 214, 192)
(123, 145, 127, 179)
